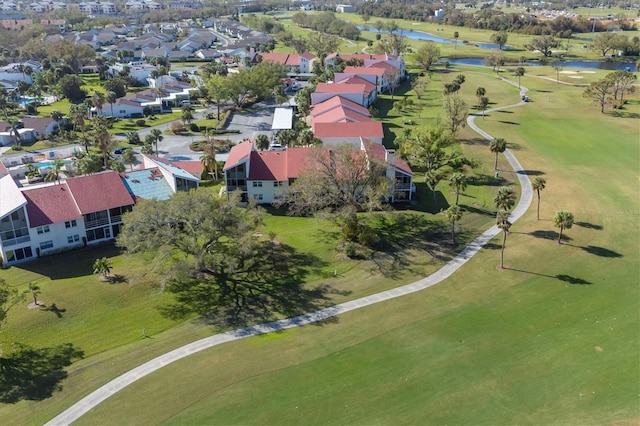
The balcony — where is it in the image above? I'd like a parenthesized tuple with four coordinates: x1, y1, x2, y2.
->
(1, 235, 31, 247)
(85, 217, 110, 229)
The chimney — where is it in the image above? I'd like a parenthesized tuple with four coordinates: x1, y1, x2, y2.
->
(385, 149, 395, 166)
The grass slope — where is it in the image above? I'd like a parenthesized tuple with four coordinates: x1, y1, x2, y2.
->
(75, 71, 639, 425)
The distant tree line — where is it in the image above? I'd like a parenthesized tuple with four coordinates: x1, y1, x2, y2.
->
(357, 2, 637, 37)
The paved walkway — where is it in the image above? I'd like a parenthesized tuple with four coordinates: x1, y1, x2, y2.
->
(45, 83, 534, 426)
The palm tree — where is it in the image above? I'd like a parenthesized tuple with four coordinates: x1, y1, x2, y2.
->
(200, 152, 216, 181)
(448, 173, 467, 206)
(93, 257, 113, 280)
(44, 158, 65, 184)
(126, 131, 141, 145)
(489, 137, 507, 171)
(181, 103, 195, 124)
(494, 186, 516, 212)
(149, 128, 163, 155)
(453, 31, 459, 50)
(515, 67, 525, 89)
(532, 177, 546, 220)
(93, 124, 116, 169)
(425, 170, 443, 206)
(476, 86, 486, 109)
(92, 91, 106, 116)
(255, 134, 270, 151)
(69, 103, 89, 152)
(106, 90, 117, 117)
(553, 210, 574, 244)
(496, 210, 512, 269)
(122, 149, 137, 171)
(445, 205, 463, 244)
(28, 282, 41, 306)
(50, 109, 63, 127)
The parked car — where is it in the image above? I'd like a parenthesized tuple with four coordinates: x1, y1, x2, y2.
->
(113, 147, 132, 155)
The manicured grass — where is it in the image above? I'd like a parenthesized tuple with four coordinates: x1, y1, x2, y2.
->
(68, 69, 639, 424)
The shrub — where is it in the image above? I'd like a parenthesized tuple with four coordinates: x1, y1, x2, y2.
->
(135, 119, 146, 127)
(189, 123, 200, 132)
(343, 242, 357, 258)
(171, 121, 186, 134)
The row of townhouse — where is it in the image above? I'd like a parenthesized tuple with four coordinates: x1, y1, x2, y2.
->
(260, 52, 317, 75)
(0, 155, 201, 266)
(223, 138, 414, 205)
(221, 53, 412, 205)
(78, 1, 117, 15)
(105, 77, 197, 118)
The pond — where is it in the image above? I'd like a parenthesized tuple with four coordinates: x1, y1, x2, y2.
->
(358, 26, 512, 50)
(442, 58, 637, 71)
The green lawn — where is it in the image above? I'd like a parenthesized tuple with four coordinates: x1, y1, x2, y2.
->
(0, 58, 637, 423)
(69, 69, 639, 425)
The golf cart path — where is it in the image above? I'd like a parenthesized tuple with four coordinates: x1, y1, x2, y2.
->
(45, 82, 533, 426)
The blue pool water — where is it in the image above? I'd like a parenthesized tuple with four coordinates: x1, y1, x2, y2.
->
(37, 159, 72, 169)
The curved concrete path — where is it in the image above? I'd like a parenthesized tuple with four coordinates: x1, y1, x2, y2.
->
(45, 82, 534, 426)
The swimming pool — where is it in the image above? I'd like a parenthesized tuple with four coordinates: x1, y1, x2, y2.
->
(36, 159, 72, 169)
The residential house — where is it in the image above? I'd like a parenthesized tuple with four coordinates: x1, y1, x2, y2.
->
(312, 83, 370, 107)
(260, 52, 316, 74)
(21, 117, 59, 139)
(223, 139, 412, 204)
(335, 4, 355, 13)
(0, 156, 201, 266)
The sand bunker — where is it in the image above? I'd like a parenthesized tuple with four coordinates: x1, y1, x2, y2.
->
(568, 76, 584, 79)
(559, 70, 578, 74)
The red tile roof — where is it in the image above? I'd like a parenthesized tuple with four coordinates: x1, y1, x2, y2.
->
(369, 61, 400, 74)
(300, 52, 316, 60)
(313, 106, 371, 124)
(172, 160, 203, 177)
(0, 162, 7, 175)
(310, 96, 371, 118)
(249, 151, 287, 181)
(65, 171, 135, 214)
(261, 53, 291, 65)
(362, 139, 413, 176)
(223, 140, 253, 171)
(284, 147, 310, 179)
(336, 76, 376, 95)
(23, 183, 81, 227)
(313, 122, 383, 139)
(343, 66, 385, 76)
(315, 82, 367, 94)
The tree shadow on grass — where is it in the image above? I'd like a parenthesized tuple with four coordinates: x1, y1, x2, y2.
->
(368, 213, 451, 278)
(498, 120, 520, 125)
(160, 243, 335, 328)
(506, 268, 592, 285)
(0, 343, 83, 403)
(14, 242, 120, 280)
(460, 204, 495, 217)
(467, 174, 506, 187)
(528, 229, 572, 243)
(581, 245, 622, 258)
(606, 110, 640, 119)
(575, 221, 603, 230)
(106, 274, 128, 284)
(40, 303, 67, 318)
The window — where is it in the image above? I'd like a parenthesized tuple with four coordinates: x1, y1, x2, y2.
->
(36, 225, 50, 234)
(67, 234, 80, 244)
(40, 240, 54, 250)
(252, 194, 263, 201)
(65, 220, 77, 228)
(86, 226, 111, 242)
(252, 181, 263, 188)
(5, 246, 33, 262)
